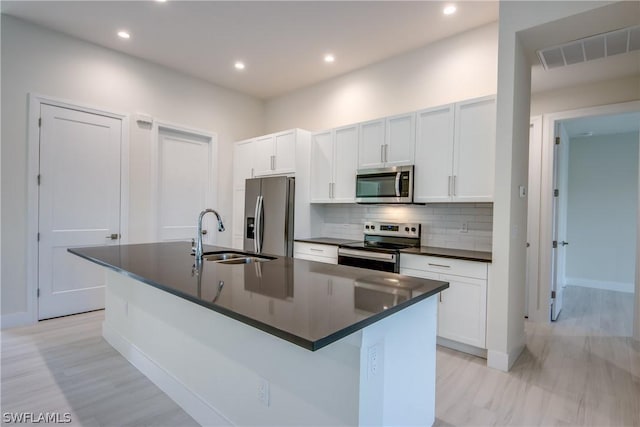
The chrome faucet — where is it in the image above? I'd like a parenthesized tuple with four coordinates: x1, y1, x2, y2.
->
(195, 209, 225, 260)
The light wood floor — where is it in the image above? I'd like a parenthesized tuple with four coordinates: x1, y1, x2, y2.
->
(2, 286, 638, 426)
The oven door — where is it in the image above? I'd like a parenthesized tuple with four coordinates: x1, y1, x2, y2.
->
(337, 248, 398, 273)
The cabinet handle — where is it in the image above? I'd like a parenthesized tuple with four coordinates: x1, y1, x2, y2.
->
(270, 155, 275, 170)
(331, 182, 335, 199)
(380, 145, 384, 163)
(251, 167, 254, 178)
(439, 292, 443, 303)
(453, 175, 457, 196)
(428, 263, 451, 268)
(310, 248, 324, 253)
(384, 144, 389, 163)
(448, 176, 452, 196)
(329, 182, 332, 198)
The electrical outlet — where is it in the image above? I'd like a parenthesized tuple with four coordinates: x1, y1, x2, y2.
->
(460, 222, 468, 233)
(258, 378, 270, 407)
(367, 343, 383, 379)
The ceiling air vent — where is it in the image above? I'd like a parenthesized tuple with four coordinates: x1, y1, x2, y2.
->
(537, 25, 640, 70)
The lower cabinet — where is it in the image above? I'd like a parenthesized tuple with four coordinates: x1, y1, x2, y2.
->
(293, 242, 338, 265)
(400, 254, 488, 350)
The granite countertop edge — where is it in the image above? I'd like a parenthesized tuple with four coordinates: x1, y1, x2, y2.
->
(295, 237, 492, 262)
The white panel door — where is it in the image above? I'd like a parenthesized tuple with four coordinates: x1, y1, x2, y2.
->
(310, 130, 334, 202)
(453, 97, 496, 202)
(333, 125, 359, 202)
(38, 104, 122, 320)
(157, 128, 212, 242)
(385, 113, 415, 167)
(358, 119, 385, 169)
(414, 105, 455, 203)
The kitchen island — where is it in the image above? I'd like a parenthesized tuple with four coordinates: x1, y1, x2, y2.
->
(70, 242, 448, 426)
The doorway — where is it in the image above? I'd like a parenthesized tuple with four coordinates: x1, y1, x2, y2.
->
(527, 102, 640, 340)
(553, 112, 639, 334)
(29, 96, 129, 320)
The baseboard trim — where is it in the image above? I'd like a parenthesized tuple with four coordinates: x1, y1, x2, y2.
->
(565, 277, 634, 293)
(487, 343, 525, 372)
(102, 322, 232, 426)
(1, 311, 35, 329)
(436, 337, 487, 359)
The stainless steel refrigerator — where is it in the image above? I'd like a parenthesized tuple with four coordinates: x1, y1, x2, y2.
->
(244, 176, 295, 257)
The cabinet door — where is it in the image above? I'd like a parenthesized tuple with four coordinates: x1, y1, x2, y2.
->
(358, 119, 385, 169)
(254, 135, 275, 176)
(333, 125, 358, 202)
(437, 274, 487, 348)
(273, 130, 296, 174)
(233, 140, 256, 190)
(385, 113, 415, 167)
(453, 97, 496, 202)
(414, 106, 455, 203)
(310, 131, 334, 203)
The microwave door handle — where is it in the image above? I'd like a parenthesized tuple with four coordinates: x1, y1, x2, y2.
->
(395, 172, 401, 197)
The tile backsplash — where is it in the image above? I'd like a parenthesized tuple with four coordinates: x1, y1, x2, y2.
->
(317, 203, 493, 252)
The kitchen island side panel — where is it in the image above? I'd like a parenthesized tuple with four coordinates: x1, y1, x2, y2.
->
(103, 270, 437, 426)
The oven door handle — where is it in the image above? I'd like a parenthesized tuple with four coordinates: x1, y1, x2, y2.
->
(338, 248, 397, 263)
(395, 172, 401, 197)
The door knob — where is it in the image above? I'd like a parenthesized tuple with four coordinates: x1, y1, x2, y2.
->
(560, 241, 569, 246)
(106, 233, 119, 240)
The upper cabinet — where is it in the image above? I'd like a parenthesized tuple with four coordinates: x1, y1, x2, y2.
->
(414, 96, 496, 203)
(254, 130, 297, 176)
(310, 125, 358, 203)
(357, 113, 415, 169)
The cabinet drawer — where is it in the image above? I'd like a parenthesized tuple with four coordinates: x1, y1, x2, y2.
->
(400, 254, 487, 279)
(294, 242, 338, 259)
(294, 252, 337, 265)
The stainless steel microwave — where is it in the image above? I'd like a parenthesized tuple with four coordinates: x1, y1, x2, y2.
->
(355, 166, 414, 204)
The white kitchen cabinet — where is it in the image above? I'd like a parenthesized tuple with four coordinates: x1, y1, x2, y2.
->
(357, 113, 415, 169)
(294, 242, 338, 264)
(233, 139, 258, 189)
(310, 125, 358, 203)
(414, 96, 495, 203)
(400, 254, 488, 350)
(254, 130, 297, 176)
(453, 97, 496, 201)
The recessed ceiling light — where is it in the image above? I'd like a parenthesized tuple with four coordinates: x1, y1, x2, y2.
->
(234, 61, 245, 70)
(443, 5, 457, 15)
(324, 54, 335, 63)
(117, 31, 131, 39)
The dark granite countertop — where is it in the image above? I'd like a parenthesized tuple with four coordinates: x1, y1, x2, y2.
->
(399, 246, 492, 263)
(69, 242, 448, 351)
(294, 237, 360, 246)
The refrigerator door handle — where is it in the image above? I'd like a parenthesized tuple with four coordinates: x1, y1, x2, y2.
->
(253, 196, 260, 253)
(256, 195, 264, 253)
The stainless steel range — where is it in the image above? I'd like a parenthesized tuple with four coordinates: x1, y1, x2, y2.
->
(338, 222, 421, 273)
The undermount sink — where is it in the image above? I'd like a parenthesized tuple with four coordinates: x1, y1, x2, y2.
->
(199, 251, 276, 264)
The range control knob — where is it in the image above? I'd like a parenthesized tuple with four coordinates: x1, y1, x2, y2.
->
(371, 225, 375, 230)
(365, 225, 370, 230)
(411, 227, 416, 232)
(405, 227, 410, 232)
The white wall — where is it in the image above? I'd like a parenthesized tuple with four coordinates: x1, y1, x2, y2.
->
(531, 75, 640, 117)
(489, 0, 612, 371)
(264, 23, 498, 133)
(1, 15, 264, 318)
(565, 132, 639, 292)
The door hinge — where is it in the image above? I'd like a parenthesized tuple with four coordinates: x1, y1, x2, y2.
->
(555, 136, 560, 145)
(37, 174, 41, 186)
(552, 240, 558, 248)
(37, 232, 40, 242)
(38, 118, 42, 128)
(551, 290, 556, 299)
(553, 189, 559, 197)
(37, 288, 40, 298)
